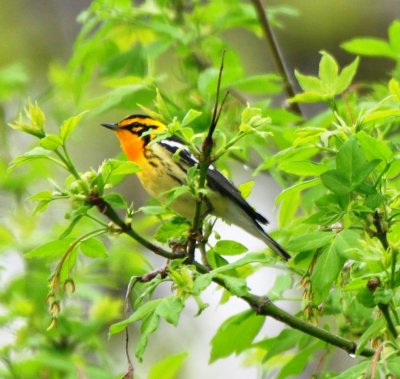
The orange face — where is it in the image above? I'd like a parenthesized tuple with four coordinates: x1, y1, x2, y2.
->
(101, 114, 166, 165)
(115, 129, 146, 164)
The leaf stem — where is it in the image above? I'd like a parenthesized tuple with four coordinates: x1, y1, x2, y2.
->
(378, 303, 398, 340)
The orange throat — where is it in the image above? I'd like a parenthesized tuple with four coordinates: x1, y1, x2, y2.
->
(115, 129, 146, 165)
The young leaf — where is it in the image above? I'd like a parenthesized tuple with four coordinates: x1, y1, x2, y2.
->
(39, 134, 63, 151)
(238, 180, 254, 199)
(355, 317, 385, 355)
(214, 240, 248, 256)
(286, 231, 335, 252)
(181, 109, 202, 127)
(319, 51, 339, 94)
(210, 310, 264, 362)
(154, 217, 190, 243)
(109, 299, 162, 335)
(103, 159, 141, 177)
(388, 20, 400, 53)
(311, 231, 357, 303)
(155, 297, 184, 326)
(136, 312, 160, 361)
(25, 238, 75, 258)
(254, 329, 305, 362)
(277, 342, 323, 379)
(335, 57, 359, 94)
(278, 160, 329, 176)
(341, 38, 396, 59)
(294, 70, 321, 92)
(148, 352, 188, 379)
(80, 238, 108, 258)
(8, 147, 53, 171)
(216, 275, 248, 297)
(267, 275, 293, 300)
(60, 111, 88, 142)
(389, 78, 400, 102)
(103, 193, 128, 208)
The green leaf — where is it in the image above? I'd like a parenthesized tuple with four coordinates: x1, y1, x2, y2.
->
(355, 317, 385, 355)
(319, 51, 339, 93)
(181, 109, 202, 127)
(103, 193, 127, 208)
(254, 329, 305, 362)
(389, 78, 400, 102)
(60, 111, 88, 142)
(25, 238, 75, 258)
(356, 131, 393, 162)
(329, 361, 369, 379)
(294, 70, 321, 92)
(104, 159, 141, 178)
(193, 273, 213, 295)
(30, 190, 54, 202)
(229, 74, 282, 94)
(320, 169, 351, 194)
(210, 310, 264, 362)
(216, 275, 248, 297)
(276, 179, 321, 205)
(214, 240, 248, 256)
(311, 231, 353, 303)
(335, 57, 359, 94)
(155, 297, 184, 326)
(136, 312, 160, 361)
(341, 38, 396, 58)
(80, 238, 107, 258)
(373, 287, 393, 305)
(279, 160, 329, 176)
(289, 91, 325, 104)
(8, 147, 53, 171)
(389, 20, 400, 53)
(277, 342, 322, 379)
(387, 357, 400, 376)
(109, 299, 162, 335)
(39, 134, 63, 150)
(286, 231, 335, 252)
(154, 217, 190, 243)
(267, 275, 293, 300)
(321, 137, 380, 194)
(148, 352, 188, 379)
(139, 205, 166, 216)
(238, 180, 254, 199)
(363, 109, 400, 123)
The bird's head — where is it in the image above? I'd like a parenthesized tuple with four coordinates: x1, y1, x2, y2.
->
(101, 114, 166, 161)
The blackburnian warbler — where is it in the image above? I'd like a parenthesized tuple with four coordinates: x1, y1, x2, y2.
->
(101, 114, 290, 261)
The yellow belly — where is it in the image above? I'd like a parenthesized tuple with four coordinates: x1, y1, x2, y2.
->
(136, 153, 227, 220)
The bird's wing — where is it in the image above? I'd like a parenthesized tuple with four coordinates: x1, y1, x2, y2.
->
(159, 137, 268, 225)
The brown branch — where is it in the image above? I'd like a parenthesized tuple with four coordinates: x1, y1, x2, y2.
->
(250, 0, 303, 116)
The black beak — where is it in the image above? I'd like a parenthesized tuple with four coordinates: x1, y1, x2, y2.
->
(101, 123, 118, 130)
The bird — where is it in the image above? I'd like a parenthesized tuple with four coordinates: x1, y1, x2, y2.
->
(101, 114, 290, 261)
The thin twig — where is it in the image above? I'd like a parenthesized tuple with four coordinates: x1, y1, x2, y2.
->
(86, 193, 182, 260)
(187, 51, 228, 261)
(250, 0, 302, 116)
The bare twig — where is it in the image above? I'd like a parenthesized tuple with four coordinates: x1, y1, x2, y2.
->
(187, 51, 228, 261)
(250, 0, 303, 116)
